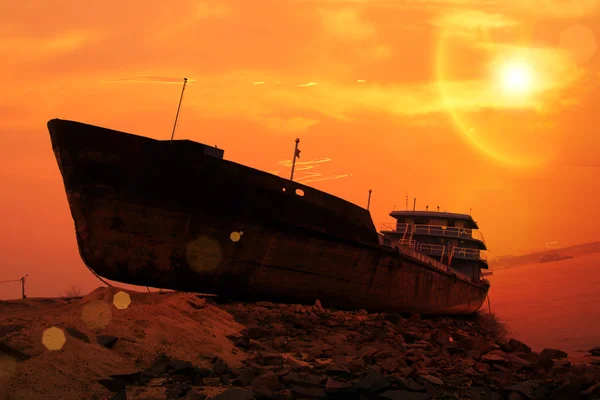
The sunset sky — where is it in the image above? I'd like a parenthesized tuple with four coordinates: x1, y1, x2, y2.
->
(1, 0, 599, 299)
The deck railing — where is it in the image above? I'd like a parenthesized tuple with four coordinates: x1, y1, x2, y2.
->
(394, 239, 487, 262)
(393, 240, 476, 281)
(380, 222, 485, 244)
(451, 247, 488, 261)
(388, 238, 487, 284)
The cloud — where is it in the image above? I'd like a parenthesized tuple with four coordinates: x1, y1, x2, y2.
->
(105, 76, 196, 84)
(0, 31, 99, 63)
(272, 157, 352, 184)
(318, 8, 376, 41)
(298, 0, 600, 19)
(264, 117, 319, 132)
(432, 10, 517, 31)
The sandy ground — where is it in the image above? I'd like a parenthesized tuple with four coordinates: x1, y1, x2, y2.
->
(0, 287, 245, 400)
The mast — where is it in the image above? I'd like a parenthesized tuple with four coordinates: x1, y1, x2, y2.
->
(170, 78, 188, 142)
(290, 138, 300, 181)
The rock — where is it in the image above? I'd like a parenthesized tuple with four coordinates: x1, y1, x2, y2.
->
(549, 382, 582, 400)
(481, 350, 508, 364)
(589, 346, 600, 356)
(313, 299, 325, 313)
(583, 382, 600, 397)
(167, 359, 195, 377)
(540, 348, 568, 360)
(291, 385, 327, 398)
(65, 327, 90, 343)
(378, 358, 399, 373)
(231, 369, 258, 386)
(505, 393, 528, 400)
(409, 314, 421, 324)
(505, 339, 532, 354)
(501, 381, 539, 399)
(246, 325, 272, 340)
(323, 365, 352, 377)
(418, 374, 443, 385)
(109, 371, 151, 385)
(458, 336, 491, 353)
(202, 377, 221, 386)
(507, 354, 535, 369)
(166, 382, 191, 399)
(108, 391, 127, 400)
(0, 341, 30, 361)
(180, 389, 208, 400)
(537, 358, 555, 371)
(402, 331, 422, 344)
(432, 329, 450, 346)
(378, 391, 432, 400)
(255, 351, 284, 366)
(250, 372, 279, 390)
(96, 335, 119, 349)
(356, 372, 392, 394)
(388, 376, 425, 392)
(325, 378, 357, 395)
(209, 388, 254, 400)
(97, 378, 126, 392)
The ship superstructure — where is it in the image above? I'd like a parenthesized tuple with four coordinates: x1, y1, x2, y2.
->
(380, 210, 488, 282)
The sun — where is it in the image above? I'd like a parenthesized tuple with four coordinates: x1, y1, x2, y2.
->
(498, 60, 534, 94)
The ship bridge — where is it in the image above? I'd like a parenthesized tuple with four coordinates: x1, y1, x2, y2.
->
(380, 210, 489, 279)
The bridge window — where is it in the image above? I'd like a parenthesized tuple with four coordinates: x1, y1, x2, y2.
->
(295, 189, 305, 197)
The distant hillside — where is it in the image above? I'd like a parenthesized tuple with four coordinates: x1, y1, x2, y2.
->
(489, 241, 600, 269)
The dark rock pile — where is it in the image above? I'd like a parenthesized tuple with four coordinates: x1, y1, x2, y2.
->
(100, 299, 600, 400)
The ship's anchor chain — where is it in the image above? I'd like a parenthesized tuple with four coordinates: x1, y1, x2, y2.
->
(75, 232, 113, 288)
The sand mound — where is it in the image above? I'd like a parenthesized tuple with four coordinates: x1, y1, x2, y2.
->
(0, 287, 245, 400)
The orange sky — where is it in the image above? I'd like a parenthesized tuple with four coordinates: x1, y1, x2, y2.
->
(1, 0, 600, 299)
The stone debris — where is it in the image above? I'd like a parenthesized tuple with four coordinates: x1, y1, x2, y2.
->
(93, 298, 600, 400)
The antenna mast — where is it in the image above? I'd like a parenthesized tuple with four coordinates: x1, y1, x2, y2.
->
(170, 78, 188, 142)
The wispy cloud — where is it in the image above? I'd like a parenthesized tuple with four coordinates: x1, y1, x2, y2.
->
(265, 117, 319, 132)
(432, 10, 517, 31)
(298, 0, 600, 19)
(298, 82, 318, 87)
(103, 76, 197, 84)
(271, 157, 352, 184)
(318, 8, 376, 41)
(0, 31, 99, 63)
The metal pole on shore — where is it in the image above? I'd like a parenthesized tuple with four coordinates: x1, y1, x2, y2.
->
(170, 78, 188, 142)
(290, 138, 300, 181)
(413, 198, 416, 211)
(21, 274, 28, 299)
(367, 189, 372, 210)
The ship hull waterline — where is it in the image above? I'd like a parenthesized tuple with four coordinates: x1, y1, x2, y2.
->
(48, 119, 489, 315)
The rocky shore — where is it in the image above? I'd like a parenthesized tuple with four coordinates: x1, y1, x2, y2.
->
(100, 297, 600, 400)
(2, 288, 600, 400)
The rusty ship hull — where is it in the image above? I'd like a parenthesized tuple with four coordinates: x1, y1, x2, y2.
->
(48, 119, 489, 315)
